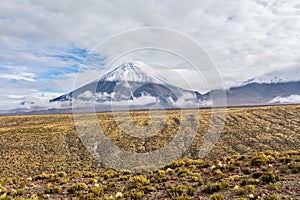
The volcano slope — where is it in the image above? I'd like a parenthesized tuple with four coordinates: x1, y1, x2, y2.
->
(0, 104, 299, 199)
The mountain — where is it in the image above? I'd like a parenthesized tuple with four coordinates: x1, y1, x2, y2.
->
(202, 81, 300, 106)
(243, 67, 300, 85)
(50, 61, 201, 108)
(229, 67, 300, 106)
(49, 61, 300, 111)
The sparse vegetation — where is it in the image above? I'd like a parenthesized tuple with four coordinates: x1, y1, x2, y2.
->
(260, 171, 280, 184)
(263, 193, 280, 200)
(0, 149, 298, 199)
(167, 184, 186, 198)
(235, 185, 255, 195)
(131, 175, 151, 192)
(250, 153, 270, 166)
(210, 193, 225, 200)
(203, 183, 223, 194)
(67, 183, 88, 194)
(44, 186, 62, 194)
(0, 105, 299, 199)
(289, 161, 300, 173)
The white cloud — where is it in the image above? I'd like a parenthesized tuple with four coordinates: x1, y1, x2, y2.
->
(0, 72, 36, 82)
(0, 0, 300, 110)
(8, 95, 24, 99)
(268, 95, 300, 104)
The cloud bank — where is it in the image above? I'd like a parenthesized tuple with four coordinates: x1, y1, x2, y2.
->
(268, 95, 300, 104)
(0, 0, 300, 110)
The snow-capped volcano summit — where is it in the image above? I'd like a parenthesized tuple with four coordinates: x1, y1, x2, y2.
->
(101, 61, 156, 83)
(50, 61, 202, 108)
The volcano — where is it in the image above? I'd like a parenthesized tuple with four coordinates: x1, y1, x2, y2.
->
(50, 61, 202, 108)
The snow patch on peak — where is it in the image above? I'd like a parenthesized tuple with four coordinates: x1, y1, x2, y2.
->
(243, 67, 300, 85)
(101, 60, 156, 83)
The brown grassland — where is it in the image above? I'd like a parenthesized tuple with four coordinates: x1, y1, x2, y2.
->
(0, 104, 299, 199)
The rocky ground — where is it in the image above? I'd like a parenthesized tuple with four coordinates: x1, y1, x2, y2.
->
(0, 150, 299, 199)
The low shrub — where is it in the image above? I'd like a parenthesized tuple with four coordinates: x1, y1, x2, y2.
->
(263, 193, 280, 200)
(44, 186, 62, 194)
(129, 189, 145, 200)
(203, 183, 222, 194)
(191, 173, 203, 185)
(250, 153, 269, 166)
(12, 189, 25, 197)
(212, 169, 225, 179)
(131, 175, 151, 192)
(88, 186, 104, 197)
(288, 162, 300, 173)
(67, 183, 88, 194)
(261, 171, 280, 184)
(210, 193, 224, 200)
(177, 168, 191, 177)
(236, 185, 255, 195)
(167, 185, 186, 198)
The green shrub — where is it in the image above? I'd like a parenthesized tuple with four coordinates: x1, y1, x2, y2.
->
(250, 153, 269, 166)
(167, 159, 186, 169)
(242, 167, 251, 175)
(44, 186, 62, 194)
(57, 172, 67, 177)
(88, 186, 104, 197)
(191, 173, 203, 185)
(167, 185, 186, 198)
(106, 182, 116, 190)
(236, 185, 255, 195)
(187, 186, 195, 196)
(177, 168, 191, 177)
(212, 169, 225, 179)
(119, 175, 131, 181)
(221, 181, 229, 189)
(229, 175, 241, 182)
(203, 181, 229, 194)
(67, 183, 88, 194)
(261, 171, 280, 184)
(203, 183, 222, 194)
(19, 181, 26, 189)
(252, 171, 263, 179)
(156, 170, 166, 183)
(48, 176, 61, 183)
(0, 195, 13, 200)
(263, 150, 280, 159)
(210, 193, 224, 200)
(131, 175, 151, 192)
(12, 189, 25, 197)
(288, 162, 300, 173)
(103, 169, 115, 180)
(185, 159, 208, 168)
(129, 189, 145, 200)
(33, 173, 51, 180)
(83, 172, 96, 178)
(228, 159, 240, 171)
(263, 193, 279, 200)
(247, 178, 260, 185)
(278, 156, 291, 164)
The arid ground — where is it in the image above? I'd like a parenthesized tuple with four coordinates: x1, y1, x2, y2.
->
(0, 104, 299, 199)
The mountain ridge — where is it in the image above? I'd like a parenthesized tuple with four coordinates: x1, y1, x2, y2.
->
(242, 67, 300, 85)
(49, 61, 300, 109)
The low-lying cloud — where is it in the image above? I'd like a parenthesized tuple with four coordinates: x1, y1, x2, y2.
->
(268, 95, 300, 104)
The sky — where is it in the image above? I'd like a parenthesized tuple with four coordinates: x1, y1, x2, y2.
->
(0, 0, 300, 110)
